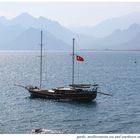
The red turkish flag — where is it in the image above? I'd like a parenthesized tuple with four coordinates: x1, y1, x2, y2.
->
(76, 55, 84, 61)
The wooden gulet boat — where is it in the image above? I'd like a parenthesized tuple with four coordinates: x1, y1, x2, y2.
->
(15, 31, 112, 101)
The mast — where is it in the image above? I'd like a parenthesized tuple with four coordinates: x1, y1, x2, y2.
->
(72, 38, 75, 85)
(40, 30, 43, 89)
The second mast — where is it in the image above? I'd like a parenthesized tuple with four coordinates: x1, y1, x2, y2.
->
(72, 38, 75, 85)
(40, 30, 43, 89)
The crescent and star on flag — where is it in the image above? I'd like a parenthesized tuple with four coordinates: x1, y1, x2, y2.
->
(76, 55, 84, 61)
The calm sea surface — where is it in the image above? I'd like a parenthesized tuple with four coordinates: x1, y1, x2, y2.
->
(0, 51, 140, 134)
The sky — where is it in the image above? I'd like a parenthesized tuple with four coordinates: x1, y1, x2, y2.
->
(0, 2, 140, 27)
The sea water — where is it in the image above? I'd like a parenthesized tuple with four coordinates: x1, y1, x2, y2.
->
(0, 51, 140, 133)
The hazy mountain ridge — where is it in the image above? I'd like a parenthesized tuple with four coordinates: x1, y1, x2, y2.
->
(72, 23, 140, 50)
(0, 12, 140, 50)
(111, 32, 140, 50)
(0, 13, 72, 50)
(2, 27, 70, 50)
(0, 13, 75, 45)
(91, 23, 140, 50)
(71, 12, 140, 38)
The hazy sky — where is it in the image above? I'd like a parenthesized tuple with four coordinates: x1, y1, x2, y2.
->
(0, 2, 140, 27)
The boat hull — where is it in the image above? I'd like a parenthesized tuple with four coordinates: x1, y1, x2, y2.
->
(28, 89, 97, 101)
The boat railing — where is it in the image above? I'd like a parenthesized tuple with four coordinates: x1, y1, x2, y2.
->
(69, 84, 98, 88)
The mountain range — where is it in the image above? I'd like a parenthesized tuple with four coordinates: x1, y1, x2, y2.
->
(71, 12, 140, 38)
(88, 23, 140, 50)
(0, 12, 140, 51)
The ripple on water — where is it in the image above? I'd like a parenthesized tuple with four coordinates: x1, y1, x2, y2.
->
(0, 51, 140, 133)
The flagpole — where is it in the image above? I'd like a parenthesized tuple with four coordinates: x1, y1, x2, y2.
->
(72, 38, 75, 85)
(40, 30, 43, 89)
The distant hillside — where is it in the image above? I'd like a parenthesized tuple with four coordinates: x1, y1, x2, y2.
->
(0, 13, 74, 50)
(112, 32, 140, 50)
(86, 24, 140, 50)
(0, 13, 75, 45)
(71, 12, 140, 38)
(0, 24, 25, 46)
(2, 28, 70, 51)
(0, 12, 140, 51)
